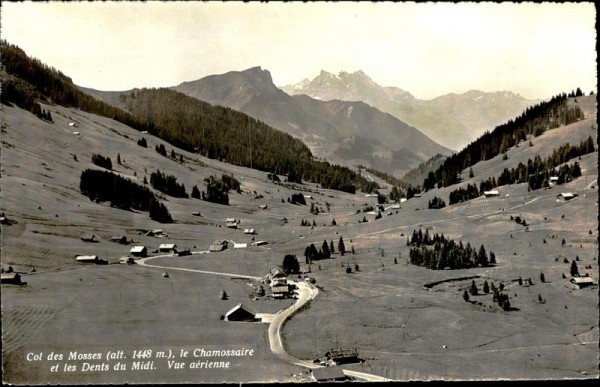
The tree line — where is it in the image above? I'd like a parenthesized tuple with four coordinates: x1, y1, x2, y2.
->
(408, 229, 496, 270)
(79, 169, 173, 223)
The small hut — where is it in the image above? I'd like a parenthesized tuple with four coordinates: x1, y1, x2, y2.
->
(1, 272, 26, 285)
(224, 303, 258, 322)
(209, 240, 229, 252)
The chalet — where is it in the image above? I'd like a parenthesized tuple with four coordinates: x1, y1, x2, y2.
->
(209, 240, 229, 252)
(226, 218, 238, 229)
(75, 255, 108, 265)
(80, 234, 98, 243)
(1, 272, 26, 285)
(158, 244, 178, 254)
(310, 367, 348, 382)
(400, 198, 408, 203)
(119, 256, 135, 264)
(130, 246, 148, 258)
(110, 235, 128, 244)
(244, 228, 256, 235)
(233, 242, 248, 249)
(570, 277, 595, 288)
(483, 190, 500, 197)
(224, 303, 258, 322)
(304, 195, 313, 200)
(258, 204, 268, 210)
(324, 348, 360, 365)
(557, 192, 578, 201)
(549, 176, 559, 186)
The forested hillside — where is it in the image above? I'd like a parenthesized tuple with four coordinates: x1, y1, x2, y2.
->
(421, 93, 586, 190)
(0, 41, 377, 194)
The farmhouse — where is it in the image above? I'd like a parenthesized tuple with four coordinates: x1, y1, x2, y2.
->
(549, 176, 559, 186)
(226, 218, 238, 229)
(233, 242, 248, 249)
(158, 244, 178, 254)
(310, 367, 348, 382)
(130, 246, 148, 258)
(570, 277, 595, 288)
(209, 240, 229, 252)
(224, 303, 258, 322)
(483, 190, 500, 197)
(1, 272, 26, 285)
(324, 348, 360, 365)
(75, 255, 108, 265)
(244, 228, 256, 235)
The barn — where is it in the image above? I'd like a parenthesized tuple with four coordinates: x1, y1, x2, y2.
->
(226, 218, 238, 229)
(130, 246, 148, 258)
(110, 235, 128, 244)
(557, 192, 578, 201)
(80, 234, 98, 243)
(570, 277, 595, 288)
(158, 244, 178, 254)
(324, 348, 360, 365)
(310, 367, 348, 382)
(224, 304, 258, 322)
(483, 190, 499, 197)
(75, 255, 108, 265)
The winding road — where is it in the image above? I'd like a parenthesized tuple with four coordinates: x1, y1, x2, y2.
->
(137, 254, 391, 381)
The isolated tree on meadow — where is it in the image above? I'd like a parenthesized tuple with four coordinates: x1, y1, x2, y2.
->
(338, 236, 346, 256)
(540, 272, 545, 283)
(463, 290, 470, 302)
(483, 280, 490, 294)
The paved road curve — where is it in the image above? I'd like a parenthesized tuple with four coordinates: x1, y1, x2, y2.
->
(137, 254, 392, 381)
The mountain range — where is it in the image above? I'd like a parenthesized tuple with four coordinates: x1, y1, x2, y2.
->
(282, 70, 540, 151)
(173, 67, 451, 178)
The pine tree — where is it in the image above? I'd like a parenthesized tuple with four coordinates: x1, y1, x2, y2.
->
(338, 236, 346, 256)
(570, 260, 579, 277)
(483, 280, 490, 294)
(463, 290, 470, 302)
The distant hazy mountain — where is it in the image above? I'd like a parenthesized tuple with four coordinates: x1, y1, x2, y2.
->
(282, 70, 540, 151)
(174, 67, 451, 178)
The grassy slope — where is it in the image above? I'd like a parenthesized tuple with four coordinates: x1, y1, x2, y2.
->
(1, 96, 598, 382)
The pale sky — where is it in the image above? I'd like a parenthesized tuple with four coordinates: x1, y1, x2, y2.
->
(1, 1, 597, 100)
